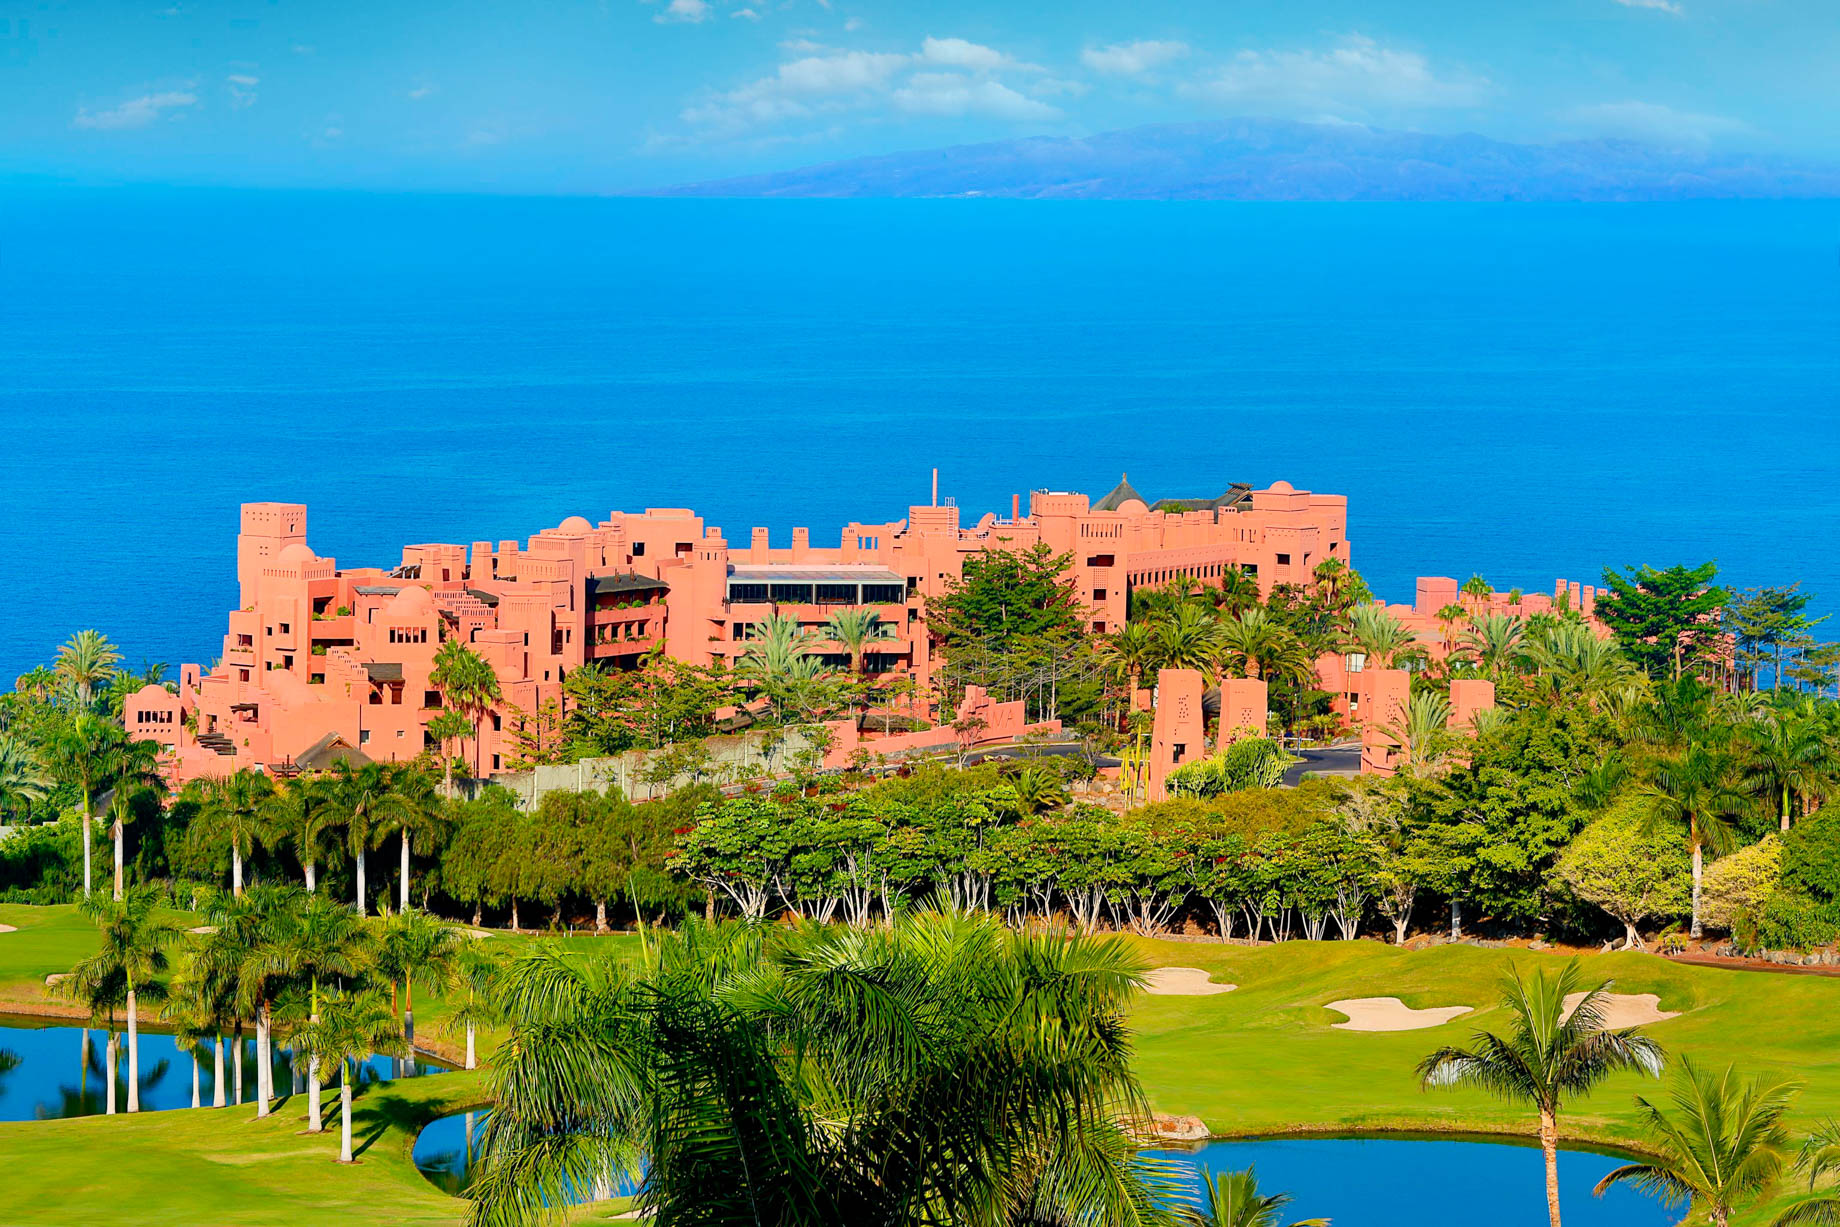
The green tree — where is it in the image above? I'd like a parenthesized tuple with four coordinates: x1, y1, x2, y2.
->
(441, 942, 506, 1071)
(1182, 1166, 1327, 1227)
(430, 638, 504, 777)
(1635, 745, 1750, 938)
(0, 734, 52, 821)
(378, 906, 461, 1048)
(262, 891, 372, 1132)
(1555, 801, 1692, 949)
(822, 607, 897, 677)
(427, 709, 475, 795)
(55, 629, 123, 708)
(64, 883, 181, 1113)
(1741, 710, 1834, 832)
(1420, 960, 1665, 1227)
(294, 988, 410, 1163)
(190, 769, 277, 896)
(1729, 584, 1825, 692)
(1594, 1059, 1798, 1227)
(38, 713, 118, 897)
(326, 760, 414, 915)
(263, 775, 340, 894)
(1597, 562, 1728, 681)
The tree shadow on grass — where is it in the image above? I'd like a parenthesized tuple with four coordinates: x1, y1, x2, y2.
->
(351, 1090, 445, 1159)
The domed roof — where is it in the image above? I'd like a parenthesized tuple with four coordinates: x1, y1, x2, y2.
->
(1116, 498, 1148, 515)
(557, 515, 593, 534)
(387, 585, 435, 618)
(1267, 480, 1295, 493)
(276, 542, 317, 565)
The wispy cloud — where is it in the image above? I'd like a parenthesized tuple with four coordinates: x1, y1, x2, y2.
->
(1185, 35, 1486, 120)
(408, 83, 438, 100)
(1081, 40, 1189, 76)
(72, 89, 199, 131)
(226, 73, 259, 110)
(654, 0, 710, 24)
(1566, 100, 1746, 145)
(1613, 0, 1684, 14)
(893, 74, 1058, 121)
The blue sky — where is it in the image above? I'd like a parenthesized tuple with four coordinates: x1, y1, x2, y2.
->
(3, 0, 1836, 192)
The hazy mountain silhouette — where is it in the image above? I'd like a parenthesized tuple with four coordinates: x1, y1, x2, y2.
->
(650, 118, 1840, 201)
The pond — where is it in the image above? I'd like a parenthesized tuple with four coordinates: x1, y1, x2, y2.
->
(0, 1013, 450, 1121)
(412, 1115, 1673, 1224)
(1146, 1135, 1675, 1226)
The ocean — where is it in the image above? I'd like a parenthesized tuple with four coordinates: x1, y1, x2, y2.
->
(2, 190, 1837, 678)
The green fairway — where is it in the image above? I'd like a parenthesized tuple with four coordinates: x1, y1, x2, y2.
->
(8, 906, 1840, 1224)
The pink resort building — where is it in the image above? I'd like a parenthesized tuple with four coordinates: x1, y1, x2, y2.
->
(152, 477, 1350, 780)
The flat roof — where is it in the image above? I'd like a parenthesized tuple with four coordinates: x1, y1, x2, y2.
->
(728, 565, 905, 584)
(364, 662, 404, 683)
(588, 573, 671, 596)
(353, 585, 403, 596)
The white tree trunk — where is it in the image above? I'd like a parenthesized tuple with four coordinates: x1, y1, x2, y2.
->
(465, 1021, 476, 1071)
(356, 848, 367, 914)
(308, 1051, 323, 1132)
(233, 845, 244, 896)
(339, 1065, 354, 1163)
(83, 810, 93, 898)
(191, 1051, 201, 1109)
(233, 1032, 244, 1105)
(1450, 898, 1463, 941)
(106, 1030, 118, 1114)
(114, 822, 125, 900)
(401, 834, 412, 913)
(305, 858, 317, 894)
(1690, 840, 1704, 939)
(127, 990, 141, 1113)
(213, 1036, 226, 1107)
(256, 1007, 272, 1117)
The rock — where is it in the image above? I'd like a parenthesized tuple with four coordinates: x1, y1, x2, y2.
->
(1528, 940, 1550, 952)
(1145, 1113, 1211, 1143)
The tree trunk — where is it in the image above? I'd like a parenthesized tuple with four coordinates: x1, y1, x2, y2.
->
(472, 900, 482, 926)
(106, 1029, 118, 1114)
(1624, 920, 1643, 951)
(1395, 915, 1409, 945)
(1783, 784, 1793, 833)
(256, 1005, 272, 1117)
(233, 844, 244, 896)
(233, 1025, 244, 1105)
(213, 1035, 226, 1107)
(1450, 898, 1463, 941)
(127, 989, 140, 1113)
(114, 821, 124, 900)
(191, 1050, 201, 1109)
(309, 1052, 323, 1131)
(595, 898, 608, 933)
(305, 858, 317, 894)
(401, 833, 412, 914)
(356, 848, 367, 915)
(1690, 839, 1704, 940)
(465, 1021, 476, 1071)
(339, 1064, 354, 1163)
(82, 790, 92, 897)
(404, 978, 416, 1049)
(1541, 1108, 1562, 1227)
(511, 897, 520, 931)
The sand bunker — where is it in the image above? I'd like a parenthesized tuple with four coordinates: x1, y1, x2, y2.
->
(1327, 997, 1473, 1031)
(1562, 991, 1679, 1028)
(1144, 967, 1237, 996)
(0, 923, 16, 933)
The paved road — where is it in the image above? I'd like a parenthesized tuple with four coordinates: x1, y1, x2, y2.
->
(1282, 743, 1362, 785)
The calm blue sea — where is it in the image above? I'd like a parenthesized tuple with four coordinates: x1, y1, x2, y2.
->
(2, 190, 1837, 678)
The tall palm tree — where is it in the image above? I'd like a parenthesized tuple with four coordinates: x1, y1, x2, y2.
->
(1594, 1059, 1798, 1227)
(192, 770, 277, 896)
(1460, 574, 1493, 615)
(1635, 745, 1750, 938)
(0, 734, 51, 820)
(1212, 607, 1293, 681)
(55, 629, 123, 708)
(99, 732, 163, 900)
(1458, 613, 1527, 681)
(262, 892, 372, 1132)
(327, 760, 414, 915)
(1215, 567, 1263, 616)
(378, 907, 461, 1048)
(1182, 1166, 1328, 1227)
(1384, 690, 1453, 774)
(1771, 1117, 1840, 1226)
(1741, 711, 1830, 832)
(431, 638, 504, 778)
(1098, 621, 1162, 705)
(1348, 605, 1422, 672)
(64, 884, 181, 1114)
(1155, 604, 1217, 675)
(1419, 960, 1665, 1227)
(230, 883, 302, 1118)
(372, 768, 446, 913)
(441, 943, 506, 1071)
(294, 988, 409, 1163)
(468, 910, 1180, 1227)
(1433, 603, 1467, 660)
(1524, 623, 1638, 705)
(38, 712, 117, 897)
(822, 608, 896, 677)
(263, 775, 339, 894)
(103, 786, 152, 901)
(164, 969, 220, 1110)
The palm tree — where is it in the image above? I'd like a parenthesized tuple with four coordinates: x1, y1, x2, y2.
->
(1216, 566, 1263, 616)
(229, 883, 302, 1118)
(1524, 623, 1638, 705)
(1419, 960, 1665, 1227)
(1212, 607, 1294, 681)
(1098, 621, 1162, 705)
(1153, 603, 1215, 677)
(372, 768, 446, 913)
(326, 760, 414, 915)
(468, 910, 1178, 1227)
(262, 891, 372, 1132)
(1433, 603, 1467, 660)
(1347, 605, 1422, 672)
(1635, 745, 1750, 938)
(378, 907, 461, 1049)
(14, 664, 57, 703)
(1460, 573, 1493, 615)
(441, 943, 505, 1071)
(431, 638, 503, 777)
(55, 629, 123, 708)
(1458, 613, 1526, 681)
(64, 884, 181, 1114)
(38, 712, 117, 897)
(1182, 1166, 1328, 1227)
(1771, 1117, 1840, 1226)
(1006, 763, 1071, 816)
(1384, 690, 1453, 774)
(427, 709, 475, 797)
(822, 608, 896, 676)
(263, 775, 339, 894)
(1741, 710, 1830, 832)
(0, 734, 51, 820)
(294, 988, 409, 1163)
(164, 968, 220, 1110)
(1594, 1058, 1798, 1227)
(103, 786, 152, 901)
(192, 770, 277, 896)
(98, 732, 163, 899)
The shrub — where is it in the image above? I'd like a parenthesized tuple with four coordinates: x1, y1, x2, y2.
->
(1739, 892, 1840, 954)
(1701, 836, 1782, 931)
(1554, 801, 1690, 948)
(1781, 807, 1840, 904)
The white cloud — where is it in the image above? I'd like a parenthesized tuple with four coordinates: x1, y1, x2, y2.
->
(291, 43, 315, 56)
(1186, 35, 1485, 119)
(72, 89, 199, 131)
(893, 73, 1059, 121)
(1613, 0, 1683, 14)
(655, 0, 711, 24)
(226, 72, 259, 110)
(1081, 40, 1188, 76)
(732, 7, 760, 18)
(677, 37, 1059, 142)
(1566, 100, 1747, 145)
(408, 84, 438, 100)
(844, 17, 863, 32)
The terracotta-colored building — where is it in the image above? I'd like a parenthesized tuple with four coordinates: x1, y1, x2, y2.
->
(165, 477, 1350, 780)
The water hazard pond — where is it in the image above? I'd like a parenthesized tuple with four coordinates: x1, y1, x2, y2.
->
(0, 1013, 449, 1121)
(413, 1113, 1673, 1225)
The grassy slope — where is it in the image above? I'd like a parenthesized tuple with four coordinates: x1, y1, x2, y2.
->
(9, 906, 1840, 1223)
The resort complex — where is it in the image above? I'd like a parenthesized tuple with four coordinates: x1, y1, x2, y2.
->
(130, 477, 1605, 786)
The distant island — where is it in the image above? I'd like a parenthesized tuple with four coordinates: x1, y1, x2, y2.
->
(648, 117, 1840, 201)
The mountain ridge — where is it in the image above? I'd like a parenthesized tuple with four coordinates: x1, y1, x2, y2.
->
(646, 118, 1840, 201)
